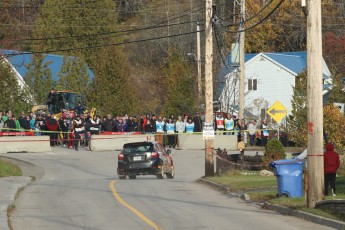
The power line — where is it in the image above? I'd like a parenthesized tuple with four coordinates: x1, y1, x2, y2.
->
(5, 29, 205, 56)
(215, 0, 285, 34)
(14, 19, 204, 42)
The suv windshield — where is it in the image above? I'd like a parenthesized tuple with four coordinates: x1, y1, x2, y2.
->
(123, 142, 154, 153)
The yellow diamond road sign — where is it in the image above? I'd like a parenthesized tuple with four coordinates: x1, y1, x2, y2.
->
(266, 101, 288, 123)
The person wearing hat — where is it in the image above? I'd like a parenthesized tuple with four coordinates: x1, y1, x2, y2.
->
(324, 142, 340, 196)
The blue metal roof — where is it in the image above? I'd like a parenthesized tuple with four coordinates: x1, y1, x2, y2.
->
(1, 50, 94, 81)
(264, 52, 307, 74)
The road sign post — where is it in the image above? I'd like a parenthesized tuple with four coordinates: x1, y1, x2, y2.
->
(203, 122, 215, 140)
(266, 101, 288, 123)
(266, 101, 288, 141)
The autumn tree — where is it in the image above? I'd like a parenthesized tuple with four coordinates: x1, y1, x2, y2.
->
(323, 105, 345, 150)
(286, 70, 345, 149)
(24, 54, 53, 105)
(0, 57, 33, 114)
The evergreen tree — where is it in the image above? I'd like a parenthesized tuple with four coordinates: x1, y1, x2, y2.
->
(24, 54, 53, 105)
(56, 56, 90, 97)
(161, 50, 197, 116)
(285, 71, 308, 146)
(33, 0, 135, 112)
(33, 0, 119, 67)
(87, 46, 138, 115)
(0, 57, 33, 114)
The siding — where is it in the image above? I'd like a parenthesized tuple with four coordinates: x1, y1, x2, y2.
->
(245, 57, 295, 115)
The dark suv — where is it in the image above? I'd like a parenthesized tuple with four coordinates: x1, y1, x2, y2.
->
(117, 141, 174, 179)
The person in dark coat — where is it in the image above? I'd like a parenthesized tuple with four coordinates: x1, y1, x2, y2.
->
(103, 114, 116, 132)
(59, 118, 69, 147)
(22, 116, 31, 131)
(324, 142, 340, 196)
(4, 116, 16, 132)
(47, 89, 56, 114)
(150, 114, 157, 132)
(193, 112, 203, 133)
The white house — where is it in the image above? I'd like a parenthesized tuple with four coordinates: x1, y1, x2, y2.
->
(217, 52, 332, 118)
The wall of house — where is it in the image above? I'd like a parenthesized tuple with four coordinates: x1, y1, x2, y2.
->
(244, 57, 295, 117)
(219, 57, 296, 117)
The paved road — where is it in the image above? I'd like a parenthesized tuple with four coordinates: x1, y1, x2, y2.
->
(5, 148, 333, 230)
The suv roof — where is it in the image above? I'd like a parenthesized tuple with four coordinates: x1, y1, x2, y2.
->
(123, 141, 158, 148)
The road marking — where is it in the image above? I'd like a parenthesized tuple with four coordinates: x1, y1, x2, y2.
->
(109, 180, 161, 230)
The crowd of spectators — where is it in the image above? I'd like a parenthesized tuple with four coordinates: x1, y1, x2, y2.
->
(0, 110, 271, 149)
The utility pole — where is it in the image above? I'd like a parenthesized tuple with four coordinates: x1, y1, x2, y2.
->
(205, 0, 214, 177)
(306, 0, 324, 208)
(239, 0, 245, 120)
(197, 23, 202, 100)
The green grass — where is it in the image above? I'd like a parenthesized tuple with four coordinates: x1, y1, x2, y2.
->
(0, 160, 22, 177)
(207, 172, 276, 192)
(210, 170, 345, 222)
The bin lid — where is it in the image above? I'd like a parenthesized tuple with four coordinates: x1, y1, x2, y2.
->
(270, 159, 304, 166)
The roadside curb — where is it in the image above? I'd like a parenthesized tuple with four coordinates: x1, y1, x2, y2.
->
(0, 156, 44, 230)
(197, 178, 345, 230)
(0, 176, 32, 230)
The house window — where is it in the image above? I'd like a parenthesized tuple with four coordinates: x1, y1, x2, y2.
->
(248, 79, 257, 91)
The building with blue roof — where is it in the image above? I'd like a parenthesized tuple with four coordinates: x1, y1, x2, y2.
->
(217, 51, 331, 118)
(1, 50, 94, 89)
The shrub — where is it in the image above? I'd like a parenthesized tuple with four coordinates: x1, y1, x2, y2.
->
(263, 138, 286, 169)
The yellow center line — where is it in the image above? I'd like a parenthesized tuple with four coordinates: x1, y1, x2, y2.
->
(109, 180, 162, 230)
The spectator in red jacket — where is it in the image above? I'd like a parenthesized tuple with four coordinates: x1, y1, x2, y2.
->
(324, 142, 340, 196)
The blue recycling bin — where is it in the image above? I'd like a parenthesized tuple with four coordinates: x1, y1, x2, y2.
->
(269, 159, 304, 198)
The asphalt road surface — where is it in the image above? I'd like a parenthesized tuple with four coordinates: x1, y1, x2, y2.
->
(6, 148, 333, 230)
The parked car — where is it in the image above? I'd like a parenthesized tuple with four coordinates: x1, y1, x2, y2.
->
(117, 141, 174, 179)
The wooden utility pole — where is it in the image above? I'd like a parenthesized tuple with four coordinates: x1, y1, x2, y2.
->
(205, 0, 214, 177)
(307, 0, 324, 208)
(239, 0, 245, 120)
(197, 23, 202, 100)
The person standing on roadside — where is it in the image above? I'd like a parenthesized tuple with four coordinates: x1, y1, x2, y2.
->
(73, 115, 85, 151)
(248, 120, 257, 146)
(166, 118, 176, 148)
(324, 142, 340, 196)
(193, 112, 202, 133)
(47, 89, 56, 114)
(185, 118, 195, 134)
(0, 113, 3, 131)
(224, 113, 234, 135)
(260, 119, 269, 146)
(215, 113, 224, 135)
(155, 116, 165, 145)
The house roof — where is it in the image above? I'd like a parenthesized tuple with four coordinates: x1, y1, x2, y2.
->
(220, 51, 330, 80)
(1, 50, 94, 81)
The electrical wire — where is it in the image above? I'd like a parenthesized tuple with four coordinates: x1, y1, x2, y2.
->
(216, 0, 285, 34)
(10, 3, 205, 42)
(13, 19, 204, 42)
(4, 29, 205, 56)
